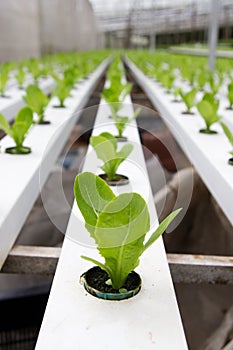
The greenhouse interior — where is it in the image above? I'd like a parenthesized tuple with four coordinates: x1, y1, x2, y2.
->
(0, 0, 233, 349)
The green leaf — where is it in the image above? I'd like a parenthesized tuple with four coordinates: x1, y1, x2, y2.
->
(81, 255, 112, 276)
(227, 82, 233, 107)
(120, 82, 132, 101)
(113, 116, 129, 138)
(53, 80, 71, 107)
(180, 88, 197, 111)
(221, 122, 233, 155)
(0, 66, 9, 94)
(0, 114, 12, 136)
(15, 107, 33, 133)
(197, 71, 207, 89)
(95, 193, 150, 289)
(202, 92, 219, 114)
(143, 208, 182, 252)
(15, 67, 26, 87)
(11, 122, 29, 147)
(90, 134, 117, 164)
(11, 107, 33, 147)
(196, 100, 220, 129)
(74, 172, 115, 236)
(24, 84, 49, 120)
(90, 133, 133, 180)
(117, 143, 133, 160)
(99, 132, 117, 148)
(0, 107, 33, 147)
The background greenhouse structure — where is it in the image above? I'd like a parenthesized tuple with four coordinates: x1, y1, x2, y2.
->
(0, 0, 233, 349)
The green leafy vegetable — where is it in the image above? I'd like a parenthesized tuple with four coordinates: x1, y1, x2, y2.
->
(52, 78, 72, 108)
(160, 70, 175, 92)
(0, 64, 10, 97)
(221, 122, 233, 155)
(102, 58, 133, 118)
(227, 82, 233, 110)
(208, 74, 222, 95)
(102, 82, 132, 117)
(90, 132, 133, 181)
(173, 87, 182, 102)
(0, 107, 33, 152)
(15, 66, 26, 89)
(196, 70, 207, 90)
(27, 58, 42, 83)
(179, 88, 197, 114)
(74, 172, 182, 290)
(196, 93, 221, 134)
(113, 108, 140, 139)
(24, 84, 50, 123)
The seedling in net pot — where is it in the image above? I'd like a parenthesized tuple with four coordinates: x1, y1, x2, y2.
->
(113, 108, 140, 141)
(102, 81, 132, 118)
(196, 92, 221, 134)
(0, 107, 33, 154)
(90, 132, 133, 185)
(179, 88, 197, 114)
(52, 77, 72, 108)
(24, 84, 50, 124)
(15, 66, 26, 90)
(74, 172, 182, 300)
(172, 87, 182, 102)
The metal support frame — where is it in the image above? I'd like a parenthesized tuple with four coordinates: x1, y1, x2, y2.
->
(1, 246, 233, 285)
(208, 0, 220, 71)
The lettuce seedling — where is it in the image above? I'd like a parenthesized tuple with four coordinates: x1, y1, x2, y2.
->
(196, 93, 221, 134)
(0, 64, 10, 97)
(15, 66, 26, 89)
(160, 70, 175, 92)
(179, 88, 197, 114)
(172, 87, 182, 102)
(0, 107, 33, 154)
(24, 85, 50, 124)
(113, 108, 140, 139)
(74, 172, 182, 290)
(227, 82, 233, 110)
(52, 78, 72, 108)
(28, 58, 42, 83)
(102, 82, 132, 117)
(208, 74, 222, 95)
(221, 122, 233, 156)
(196, 70, 207, 91)
(90, 132, 133, 181)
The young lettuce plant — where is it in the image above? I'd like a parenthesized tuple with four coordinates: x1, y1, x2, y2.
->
(172, 87, 182, 102)
(221, 122, 233, 165)
(24, 84, 50, 124)
(208, 74, 222, 95)
(74, 172, 182, 291)
(113, 108, 140, 140)
(102, 82, 132, 118)
(179, 88, 197, 114)
(52, 77, 72, 108)
(0, 64, 10, 97)
(226, 82, 233, 110)
(196, 70, 207, 91)
(160, 70, 175, 92)
(15, 66, 26, 89)
(28, 58, 42, 83)
(196, 92, 221, 134)
(0, 107, 33, 154)
(90, 132, 133, 183)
